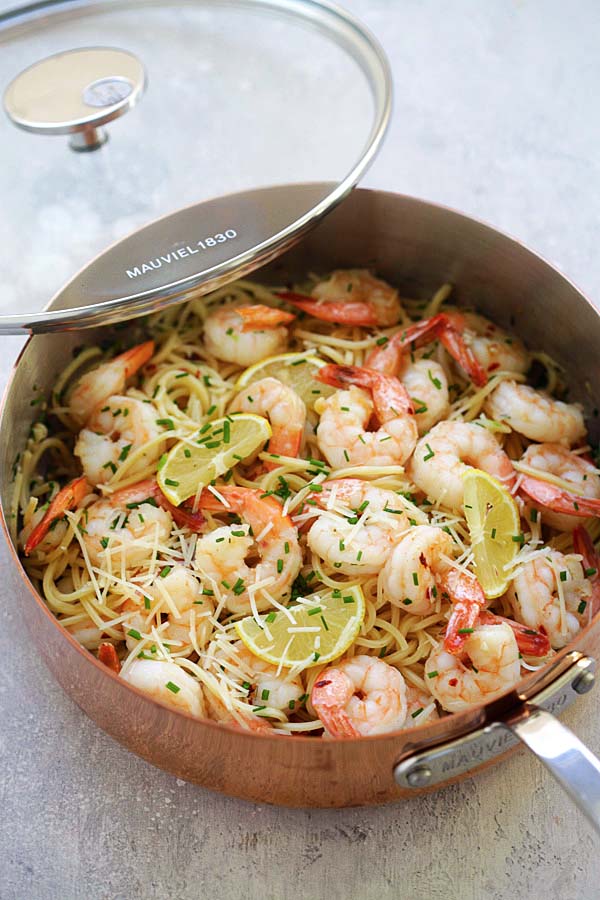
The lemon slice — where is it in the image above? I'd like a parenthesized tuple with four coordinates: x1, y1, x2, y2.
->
(462, 468, 521, 599)
(235, 584, 365, 669)
(157, 413, 271, 505)
(235, 351, 335, 410)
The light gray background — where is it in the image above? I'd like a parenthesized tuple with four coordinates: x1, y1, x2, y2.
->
(1, 2, 600, 898)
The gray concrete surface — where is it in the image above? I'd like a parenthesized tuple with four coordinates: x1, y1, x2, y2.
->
(1, 1, 600, 898)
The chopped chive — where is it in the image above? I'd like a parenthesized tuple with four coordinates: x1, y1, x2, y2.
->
(241, 681, 251, 691)
(457, 628, 474, 634)
(175, 371, 189, 379)
(102, 461, 117, 474)
(156, 418, 174, 430)
(265, 612, 277, 623)
(320, 615, 329, 632)
(402, 598, 413, 606)
(585, 567, 597, 577)
(261, 689, 270, 701)
(232, 578, 245, 596)
(530, 508, 538, 523)
(100, 537, 109, 549)
(313, 652, 321, 662)
(428, 370, 442, 390)
(343, 449, 350, 462)
(184, 448, 191, 458)
(159, 566, 172, 578)
(423, 443, 435, 462)
(223, 420, 231, 443)
(165, 478, 179, 487)
(411, 707, 424, 718)
(206, 404, 217, 415)
(427, 670, 438, 679)
(290, 358, 307, 366)
(511, 533, 525, 544)
(307, 606, 322, 616)
(491, 528, 497, 539)
(157, 453, 168, 470)
(412, 572, 419, 586)
(559, 570, 567, 582)
(144, 597, 151, 610)
(127, 629, 142, 641)
(288, 700, 296, 710)
(276, 559, 284, 574)
(578, 600, 588, 614)
(375, 335, 389, 346)
(343, 596, 354, 604)
(166, 681, 180, 694)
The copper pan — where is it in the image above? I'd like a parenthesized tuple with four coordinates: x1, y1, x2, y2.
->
(3, 186, 600, 820)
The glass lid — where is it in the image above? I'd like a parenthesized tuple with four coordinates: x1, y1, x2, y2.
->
(0, 0, 392, 333)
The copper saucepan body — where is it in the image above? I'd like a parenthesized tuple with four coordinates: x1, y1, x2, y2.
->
(3, 186, 600, 816)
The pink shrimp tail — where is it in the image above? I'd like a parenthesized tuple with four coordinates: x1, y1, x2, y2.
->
(236, 304, 295, 331)
(519, 475, 600, 518)
(311, 669, 360, 738)
(478, 611, 551, 657)
(276, 291, 380, 327)
(573, 526, 600, 616)
(123, 479, 205, 531)
(365, 313, 487, 386)
(119, 340, 155, 376)
(317, 364, 414, 421)
(98, 642, 121, 673)
(24, 475, 89, 555)
(440, 567, 488, 654)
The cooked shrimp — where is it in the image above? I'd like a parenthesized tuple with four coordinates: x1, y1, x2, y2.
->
(304, 479, 412, 575)
(507, 551, 592, 648)
(228, 642, 304, 711)
(23, 476, 89, 556)
(229, 376, 306, 467)
(425, 622, 521, 712)
(408, 421, 515, 511)
(120, 659, 205, 717)
(82, 480, 204, 569)
(203, 304, 295, 366)
(445, 311, 529, 376)
(405, 684, 439, 726)
(68, 341, 154, 427)
(65, 616, 104, 649)
(74, 395, 165, 486)
(315, 365, 417, 468)
(398, 359, 450, 435)
(573, 526, 600, 617)
(517, 443, 600, 531)
(195, 486, 302, 613)
(149, 565, 215, 649)
(311, 655, 408, 737)
(204, 688, 273, 733)
(84, 492, 173, 570)
(477, 611, 551, 657)
(486, 380, 585, 446)
(365, 312, 488, 387)
(379, 525, 454, 615)
(278, 269, 403, 327)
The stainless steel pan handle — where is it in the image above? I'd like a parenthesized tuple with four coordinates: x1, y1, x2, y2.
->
(395, 655, 600, 834)
(507, 706, 600, 833)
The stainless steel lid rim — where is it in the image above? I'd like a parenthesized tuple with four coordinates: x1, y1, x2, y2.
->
(0, 0, 392, 333)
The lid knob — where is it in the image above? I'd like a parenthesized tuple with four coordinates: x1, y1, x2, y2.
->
(3, 46, 146, 151)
